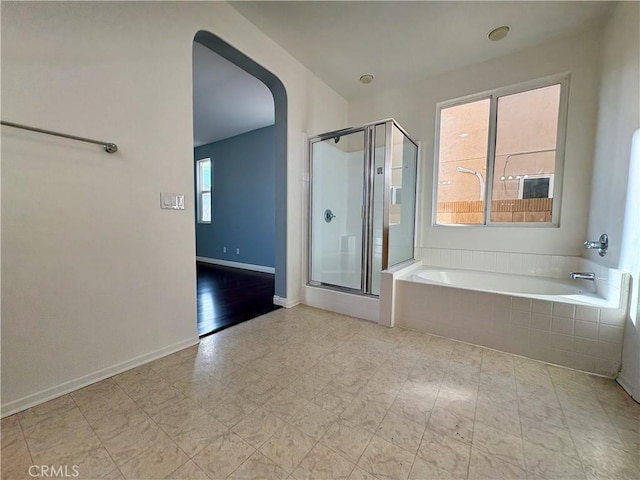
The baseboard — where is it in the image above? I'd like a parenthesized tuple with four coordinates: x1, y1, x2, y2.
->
(303, 285, 380, 323)
(196, 256, 275, 274)
(273, 295, 300, 308)
(1, 336, 200, 418)
(616, 373, 640, 403)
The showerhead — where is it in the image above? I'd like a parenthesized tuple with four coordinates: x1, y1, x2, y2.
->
(456, 166, 477, 174)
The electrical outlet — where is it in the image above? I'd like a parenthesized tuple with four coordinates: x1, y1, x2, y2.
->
(223, 247, 227, 253)
(236, 248, 240, 255)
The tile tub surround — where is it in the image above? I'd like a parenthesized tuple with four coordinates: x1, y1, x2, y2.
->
(2, 306, 638, 480)
(416, 248, 583, 278)
(394, 275, 628, 376)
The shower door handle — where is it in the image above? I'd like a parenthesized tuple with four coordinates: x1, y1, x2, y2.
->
(324, 209, 336, 223)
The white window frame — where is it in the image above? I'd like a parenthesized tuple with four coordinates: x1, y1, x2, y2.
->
(196, 158, 212, 224)
(518, 174, 555, 200)
(432, 73, 570, 227)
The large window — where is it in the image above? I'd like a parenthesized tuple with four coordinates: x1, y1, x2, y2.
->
(434, 75, 568, 226)
(196, 158, 212, 223)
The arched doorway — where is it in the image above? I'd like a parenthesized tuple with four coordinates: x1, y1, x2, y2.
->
(193, 31, 287, 334)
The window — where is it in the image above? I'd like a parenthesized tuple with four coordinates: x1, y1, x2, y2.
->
(196, 158, 211, 223)
(434, 75, 568, 226)
(520, 174, 554, 200)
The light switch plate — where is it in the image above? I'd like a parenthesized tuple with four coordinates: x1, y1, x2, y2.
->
(160, 192, 185, 210)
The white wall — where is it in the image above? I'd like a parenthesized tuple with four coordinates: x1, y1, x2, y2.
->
(587, 2, 640, 270)
(619, 130, 640, 401)
(348, 28, 602, 257)
(588, 2, 640, 400)
(0, 1, 347, 415)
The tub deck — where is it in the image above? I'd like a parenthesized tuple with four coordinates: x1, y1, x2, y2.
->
(409, 268, 616, 308)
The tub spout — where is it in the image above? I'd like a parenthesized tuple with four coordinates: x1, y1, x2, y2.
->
(569, 272, 595, 281)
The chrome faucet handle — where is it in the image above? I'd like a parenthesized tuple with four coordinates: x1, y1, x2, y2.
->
(583, 233, 608, 257)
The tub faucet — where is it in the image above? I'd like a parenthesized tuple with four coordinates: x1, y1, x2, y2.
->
(569, 272, 595, 281)
(583, 233, 608, 257)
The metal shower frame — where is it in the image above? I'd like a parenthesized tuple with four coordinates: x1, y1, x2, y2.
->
(307, 118, 419, 296)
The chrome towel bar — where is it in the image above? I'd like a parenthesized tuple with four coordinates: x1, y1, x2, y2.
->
(1, 120, 118, 154)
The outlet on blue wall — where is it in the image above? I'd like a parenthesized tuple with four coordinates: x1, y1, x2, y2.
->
(194, 125, 275, 268)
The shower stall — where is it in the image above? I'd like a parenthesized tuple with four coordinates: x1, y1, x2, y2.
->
(308, 119, 418, 296)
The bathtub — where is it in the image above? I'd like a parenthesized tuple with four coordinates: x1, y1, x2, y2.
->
(390, 266, 629, 376)
(411, 268, 612, 307)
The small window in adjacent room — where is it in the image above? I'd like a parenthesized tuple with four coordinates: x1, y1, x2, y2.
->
(434, 75, 568, 226)
(197, 158, 212, 223)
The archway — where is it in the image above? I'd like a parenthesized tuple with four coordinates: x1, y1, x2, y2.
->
(193, 30, 288, 301)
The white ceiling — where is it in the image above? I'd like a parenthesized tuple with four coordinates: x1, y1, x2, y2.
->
(230, 1, 614, 99)
(194, 1, 612, 144)
(192, 42, 274, 147)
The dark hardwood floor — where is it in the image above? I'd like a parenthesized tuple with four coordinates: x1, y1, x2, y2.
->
(196, 262, 280, 337)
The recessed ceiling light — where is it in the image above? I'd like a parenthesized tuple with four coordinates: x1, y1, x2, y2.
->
(359, 74, 375, 84)
(488, 25, 510, 41)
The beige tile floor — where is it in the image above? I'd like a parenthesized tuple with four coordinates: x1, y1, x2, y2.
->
(2, 305, 639, 480)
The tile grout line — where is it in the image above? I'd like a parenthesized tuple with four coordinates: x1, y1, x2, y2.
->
(299, 330, 403, 478)
(109, 375, 193, 479)
(153, 349, 272, 479)
(499, 355, 526, 478)
(356, 330, 423, 477)
(67, 392, 127, 480)
(220, 434, 258, 480)
(406, 336, 453, 480)
(589, 377, 638, 460)
(302, 330, 391, 479)
(14, 411, 36, 477)
(235, 327, 360, 479)
(545, 364, 588, 479)
(459, 347, 480, 480)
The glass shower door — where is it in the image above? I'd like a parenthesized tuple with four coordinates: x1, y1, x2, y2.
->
(310, 130, 365, 290)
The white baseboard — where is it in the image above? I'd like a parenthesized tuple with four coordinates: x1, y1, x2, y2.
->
(196, 256, 275, 274)
(273, 295, 300, 308)
(1, 337, 199, 418)
(303, 285, 379, 323)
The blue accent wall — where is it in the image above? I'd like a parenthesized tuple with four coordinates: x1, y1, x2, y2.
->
(194, 125, 275, 268)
